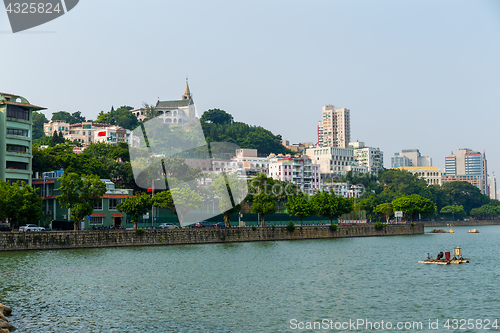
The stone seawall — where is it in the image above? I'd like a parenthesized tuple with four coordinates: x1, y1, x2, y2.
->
(0, 224, 424, 252)
(422, 220, 500, 227)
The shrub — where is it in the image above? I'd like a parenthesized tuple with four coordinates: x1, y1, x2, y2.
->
(136, 228, 146, 235)
(18, 237, 25, 243)
(286, 220, 296, 232)
(375, 222, 385, 230)
(411, 222, 416, 226)
(159, 237, 164, 242)
(329, 224, 338, 231)
(252, 226, 257, 231)
(272, 225, 276, 231)
(300, 226, 303, 231)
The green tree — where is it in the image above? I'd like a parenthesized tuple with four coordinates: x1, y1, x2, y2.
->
(95, 106, 138, 130)
(0, 181, 43, 228)
(58, 173, 106, 230)
(356, 194, 379, 222)
(200, 109, 234, 125)
(374, 202, 394, 223)
(211, 173, 246, 226)
(310, 191, 353, 225)
(440, 205, 465, 219)
(51, 111, 86, 124)
(470, 204, 499, 220)
(391, 194, 436, 222)
(251, 192, 277, 226)
(285, 196, 313, 226)
(200, 110, 294, 155)
(117, 192, 152, 230)
(32, 111, 49, 140)
(142, 102, 159, 121)
(153, 187, 203, 228)
(441, 181, 490, 214)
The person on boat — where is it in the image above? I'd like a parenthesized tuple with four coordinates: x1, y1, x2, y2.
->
(436, 252, 444, 260)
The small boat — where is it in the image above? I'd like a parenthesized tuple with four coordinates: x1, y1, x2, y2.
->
(418, 247, 469, 265)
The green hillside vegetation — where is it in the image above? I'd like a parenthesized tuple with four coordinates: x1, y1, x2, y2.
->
(200, 109, 294, 156)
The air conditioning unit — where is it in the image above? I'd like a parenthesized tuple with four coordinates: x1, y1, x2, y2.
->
(62, 215, 68, 220)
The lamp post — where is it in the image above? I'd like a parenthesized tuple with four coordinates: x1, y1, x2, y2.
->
(151, 178, 161, 228)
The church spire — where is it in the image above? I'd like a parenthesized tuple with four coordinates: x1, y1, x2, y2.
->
(182, 77, 191, 100)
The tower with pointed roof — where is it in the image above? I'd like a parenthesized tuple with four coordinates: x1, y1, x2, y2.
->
(182, 80, 192, 100)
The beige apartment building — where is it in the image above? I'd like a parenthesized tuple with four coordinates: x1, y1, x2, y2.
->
(318, 105, 350, 148)
(44, 121, 133, 146)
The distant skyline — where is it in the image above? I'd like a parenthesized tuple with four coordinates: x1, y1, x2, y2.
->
(2, 0, 499, 173)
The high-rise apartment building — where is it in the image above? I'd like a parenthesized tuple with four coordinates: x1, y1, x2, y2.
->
(1, 92, 45, 186)
(391, 149, 432, 168)
(488, 173, 497, 200)
(442, 148, 488, 194)
(349, 141, 384, 174)
(318, 105, 350, 148)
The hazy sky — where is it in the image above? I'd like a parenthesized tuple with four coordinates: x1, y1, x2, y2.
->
(2, 0, 500, 173)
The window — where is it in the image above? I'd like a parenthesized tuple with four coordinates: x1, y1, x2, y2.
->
(89, 217, 103, 225)
(94, 200, 103, 210)
(6, 105, 29, 121)
(6, 161, 28, 170)
(7, 128, 29, 137)
(6, 144, 28, 153)
(109, 198, 121, 210)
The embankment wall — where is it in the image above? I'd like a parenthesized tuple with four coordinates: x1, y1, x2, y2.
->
(0, 223, 424, 252)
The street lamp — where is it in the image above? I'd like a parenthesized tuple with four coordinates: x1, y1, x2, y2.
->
(151, 178, 162, 228)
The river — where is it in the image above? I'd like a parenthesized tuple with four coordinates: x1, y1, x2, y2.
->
(1, 225, 499, 332)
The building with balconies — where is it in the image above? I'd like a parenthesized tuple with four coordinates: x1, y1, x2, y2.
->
(349, 141, 384, 174)
(32, 170, 133, 230)
(268, 154, 321, 194)
(305, 146, 359, 176)
(1, 92, 46, 185)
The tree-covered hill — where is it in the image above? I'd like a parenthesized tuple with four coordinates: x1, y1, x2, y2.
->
(200, 109, 293, 156)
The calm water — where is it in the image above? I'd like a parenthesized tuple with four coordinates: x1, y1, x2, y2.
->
(1, 226, 499, 332)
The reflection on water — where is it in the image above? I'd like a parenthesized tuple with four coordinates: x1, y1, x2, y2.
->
(1, 226, 499, 332)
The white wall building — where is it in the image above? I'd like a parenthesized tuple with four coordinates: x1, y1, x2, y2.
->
(44, 121, 133, 146)
(397, 166, 442, 186)
(268, 155, 321, 195)
(349, 141, 384, 174)
(131, 82, 196, 124)
(305, 146, 359, 176)
(321, 182, 364, 198)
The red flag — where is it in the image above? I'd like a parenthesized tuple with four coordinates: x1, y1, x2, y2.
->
(98, 131, 106, 137)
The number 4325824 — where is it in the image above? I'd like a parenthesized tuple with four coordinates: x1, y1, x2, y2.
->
(444, 319, 498, 330)
(6, 3, 62, 14)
